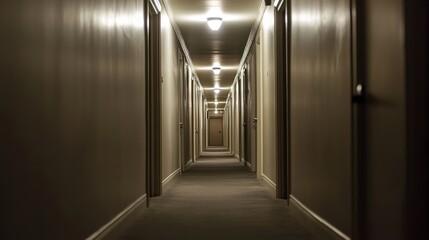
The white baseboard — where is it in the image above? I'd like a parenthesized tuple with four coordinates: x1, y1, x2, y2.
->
(162, 168, 180, 189)
(261, 174, 276, 196)
(262, 174, 276, 189)
(185, 159, 193, 169)
(245, 161, 251, 168)
(289, 195, 350, 240)
(86, 194, 147, 240)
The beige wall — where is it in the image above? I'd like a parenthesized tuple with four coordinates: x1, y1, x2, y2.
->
(258, 6, 277, 184)
(0, 0, 146, 239)
(161, 10, 181, 181)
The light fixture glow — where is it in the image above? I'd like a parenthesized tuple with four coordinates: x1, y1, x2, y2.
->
(214, 101, 218, 106)
(214, 87, 221, 94)
(214, 109, 219, 114)
(207, 17, 223, 31)
(212, 66, 221, 75)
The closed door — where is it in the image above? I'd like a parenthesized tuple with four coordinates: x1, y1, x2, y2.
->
(209, 118, 223, 146)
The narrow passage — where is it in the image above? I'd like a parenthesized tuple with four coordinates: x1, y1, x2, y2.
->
(119, 157, 338, 240)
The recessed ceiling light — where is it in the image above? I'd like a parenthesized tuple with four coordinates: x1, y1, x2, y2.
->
(212, 66, 221, 75)
(214, 109, 219, 114)
(214, 87, 220, 94)
(207, 17, 223, 31)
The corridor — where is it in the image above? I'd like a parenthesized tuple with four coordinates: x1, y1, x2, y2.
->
(119, 157, 337, 240)
(1, 0, 427, 240)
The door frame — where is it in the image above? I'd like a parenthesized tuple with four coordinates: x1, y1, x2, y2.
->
(246, 46, 258, 172)
(145, 0, 162, 200)
(274, 0, 289, 199)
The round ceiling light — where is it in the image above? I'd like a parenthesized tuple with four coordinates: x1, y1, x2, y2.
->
(214, 87, 220, 94)
(207, 17, 223, 31)
(212, 66, 221, 75)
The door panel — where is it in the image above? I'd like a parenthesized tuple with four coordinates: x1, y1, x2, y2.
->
(209, 118, 223, 146)
(247, 49, 257, 172)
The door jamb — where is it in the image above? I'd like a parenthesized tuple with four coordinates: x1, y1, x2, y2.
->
(275, 0, 289, 200)
(146, 0, 162, 199)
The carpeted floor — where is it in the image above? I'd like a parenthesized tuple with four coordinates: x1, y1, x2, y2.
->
(117, 157, 338, 240)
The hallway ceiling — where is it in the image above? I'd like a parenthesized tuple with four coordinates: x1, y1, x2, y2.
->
(165, 0, 262, 107)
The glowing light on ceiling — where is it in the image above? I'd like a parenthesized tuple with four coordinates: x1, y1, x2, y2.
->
(212, 66, 221, 75)
(207, 17, 223, 31)
(214, 87, 221, 94)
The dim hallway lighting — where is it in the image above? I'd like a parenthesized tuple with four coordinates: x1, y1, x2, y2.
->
(207, 17, 223, 31)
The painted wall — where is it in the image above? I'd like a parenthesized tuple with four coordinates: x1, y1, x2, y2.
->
(259, 6, 277, 184)
(290, 0, 352, 236)
(0, 0, 146, 239)
(160, 9, 180, 181)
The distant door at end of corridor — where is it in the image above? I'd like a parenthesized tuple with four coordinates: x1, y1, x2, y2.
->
(209, 117, 223, 146)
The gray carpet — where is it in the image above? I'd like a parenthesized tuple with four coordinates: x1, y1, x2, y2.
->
(118, 157, 338, 240)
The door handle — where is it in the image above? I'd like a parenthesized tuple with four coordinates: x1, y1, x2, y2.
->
(352, 84, 365, 103)
(252, 118, 258, 123)
(179, 122, 184, 128)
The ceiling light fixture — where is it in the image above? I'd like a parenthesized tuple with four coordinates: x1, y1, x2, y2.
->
(214, 109, 219, 114)
(212, 66, 221, 75)
(214, 87, 221, 94)
(207, 17, 223, 31)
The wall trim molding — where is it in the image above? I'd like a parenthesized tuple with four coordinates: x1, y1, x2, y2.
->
(184, 159, 193, 169)
(289, 195, 350, 240)
(262, 174, 276, 189)
(162, 168, 181, 187)
(245, 161, 251, 168)
(86, 194, 147, 240)
(235, 154, 240, 159)
(261, 174, 276, 197)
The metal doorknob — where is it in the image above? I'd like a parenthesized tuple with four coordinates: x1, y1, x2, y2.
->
(352, 84, 365, 103)
(252, 118, 258, 123)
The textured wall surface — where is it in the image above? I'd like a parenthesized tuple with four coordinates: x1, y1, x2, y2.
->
(0, 0, 146, 239)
